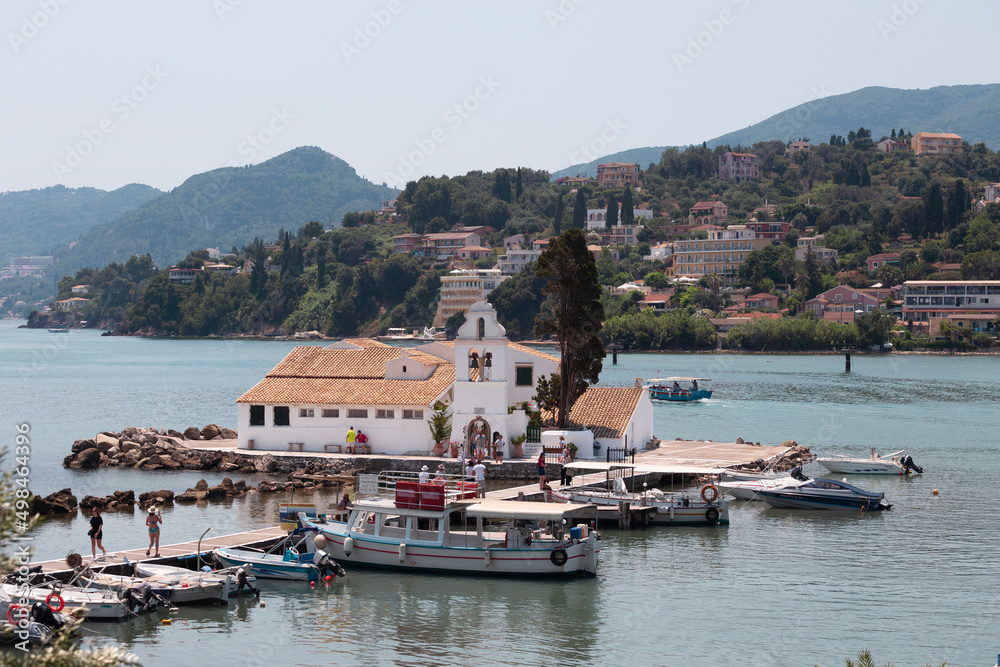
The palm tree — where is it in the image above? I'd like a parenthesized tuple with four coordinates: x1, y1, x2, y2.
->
(820, 648, 947, 667)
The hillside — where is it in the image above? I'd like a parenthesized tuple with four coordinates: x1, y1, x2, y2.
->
(551, 84, 1000, 179)
(54, 147, 398, 274)
(0, 183, 162, 261)
(707, 84, 1000, 149)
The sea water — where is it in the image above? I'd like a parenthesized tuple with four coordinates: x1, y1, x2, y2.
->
(3, 320, 999, 666)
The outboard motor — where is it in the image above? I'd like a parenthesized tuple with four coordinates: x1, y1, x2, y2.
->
(789, 465, 809, 482)
(120, 582, 158, 614)
(315, 553, 346, 579)
(30, 601, 66, 629)
(900, 455, 923, 474)
(235, 567, 260, 598)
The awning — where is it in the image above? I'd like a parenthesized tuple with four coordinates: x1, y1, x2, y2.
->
(564, 461, 724, 475)
(464, 500, 595, 520)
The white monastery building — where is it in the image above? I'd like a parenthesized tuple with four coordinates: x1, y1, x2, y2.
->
(236, 301, 653, 457)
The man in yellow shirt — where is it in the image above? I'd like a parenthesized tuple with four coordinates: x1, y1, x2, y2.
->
(345, 426, 357, 453)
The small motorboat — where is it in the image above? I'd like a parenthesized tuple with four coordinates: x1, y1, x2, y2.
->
(80, 571, 222, 606)
(552, 476, 729, 525)
(645, 377, 712, 401)
(816, 449, 923, 475)
(0, 582, 129, 621)
(757, 468, 891, 511)
(718, 476, 805, 500)
(212, 539, 345, 582)
(132, 563, 258, 600)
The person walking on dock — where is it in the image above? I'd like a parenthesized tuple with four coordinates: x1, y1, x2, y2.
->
(145, 506, 162, 557)
(473, 461, 487, 498)
(88, 507, 107, 560)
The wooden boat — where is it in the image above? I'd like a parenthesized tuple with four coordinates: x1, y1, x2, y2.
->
(816, 449, 923, 475)
(645, 377, 712, 401)
(79, 571, 226, 605)
(301, 471, 600, 576)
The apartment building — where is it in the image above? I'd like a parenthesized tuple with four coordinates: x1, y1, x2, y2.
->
(911, 132, 963, 156)
(672, 225, 770, 285)
(718, 152, 760, 182)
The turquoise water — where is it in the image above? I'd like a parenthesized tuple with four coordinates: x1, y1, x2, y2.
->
(3, 320, 1000, 666)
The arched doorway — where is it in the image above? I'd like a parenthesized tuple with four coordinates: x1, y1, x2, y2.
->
(466, 417, 490, 459)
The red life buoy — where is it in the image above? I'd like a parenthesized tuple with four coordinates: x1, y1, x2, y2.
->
(700, 484, 718, 503)
(6, 604, 23, 623)
(46, 592, 65, 612)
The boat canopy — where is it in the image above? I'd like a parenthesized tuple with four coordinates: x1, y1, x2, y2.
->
(649, 377, 710, 383)
(563, 461, 723, 476)
(464, 500, 595, 520)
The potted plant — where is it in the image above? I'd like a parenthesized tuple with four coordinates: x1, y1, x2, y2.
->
(566, 442, 578, 461)
(449, 441, 461, 458)
(427, 403, 452, 456)
(510, 433, 526, 459)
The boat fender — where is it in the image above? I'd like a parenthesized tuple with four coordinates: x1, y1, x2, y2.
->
(6, 604, 23, 624)
(46, 593, 65, 613)
(343, 536, 354, 557)
(549, 548, 568, 567)
(484, 548, 491, 567)
(700, 484, 718, 503)
(705, 508, 720, 523)
(398, 543, 407, 563)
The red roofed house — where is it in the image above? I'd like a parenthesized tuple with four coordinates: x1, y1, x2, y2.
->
(596, 162, 641, 188)
(688, 201, 728, 226)
(744, 293, 779, 310)
(718, 152, 759, 182)
(867, 253, 900, 272)
(805, 285, 881, 322)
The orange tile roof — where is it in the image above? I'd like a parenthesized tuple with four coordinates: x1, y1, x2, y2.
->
(561, 387, 643, 439)
(237, 366, 455, 406)
(507, 341, 560, 363)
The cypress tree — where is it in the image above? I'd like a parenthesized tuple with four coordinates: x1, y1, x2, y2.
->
(890, 128, 896, 139)
(553, 192, 564, 235)
(924, 182, 945, 237)
(860, 163, 871, 188)
(572, 189, 586, 229)
(515, 167, 523, 200)
(621, 186, 635, 226)
(605, 194, 618, 229)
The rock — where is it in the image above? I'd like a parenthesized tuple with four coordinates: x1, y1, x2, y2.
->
(780, 440, 799, 448)
(201, 424, 220, 440)
(219, 461, 241, 472)
(79, 495, 106, 509)
(121, 450, 141, 466)
(94, 433, 119, 452)
(138, 490, 175, 507)
(175, 490, 200, 502)
(167, 429, 184, 439)
(112, 490, 135, 505)
(205, 485, 226, 499)
(137, 457, 164, 471)
(182, 459, 206, 470)
(107, 447, 119, 457)
(118, 440, 140, 453)
(75, 448, 101, 469)
(257, 480, 280, 493)
(220, 478, 235, 493)
(72, 438, 96, 454)
(140, 445, 157, 459)
(33, 488, 78, 514)
(735, 437, 745, 444)
(255, 454, 278, 473)
(183, 427, 202, 440)
(195, 479, 209, 491)
(154, 455, 181, 470)
(233, 480, 247, 492)
(219, 428, 238, 439)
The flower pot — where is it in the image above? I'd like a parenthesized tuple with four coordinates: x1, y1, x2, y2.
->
(450, 446, 459, 458)
(511, 444, 524, 459)
(433, 442, 445, 457)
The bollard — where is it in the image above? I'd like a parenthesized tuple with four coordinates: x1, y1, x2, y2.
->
(845, 352, 851, 372)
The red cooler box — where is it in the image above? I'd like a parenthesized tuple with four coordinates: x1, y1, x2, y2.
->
(419, 482, 446, 510)
(395, 480, 419, 508)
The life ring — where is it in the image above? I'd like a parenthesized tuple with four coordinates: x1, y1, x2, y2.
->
(46, 592, 65, 612)
(549, 549, 568, 566)
(6, 604, 23, 623)
(700, 484, 719, 503)
(705, 508, 720, 523)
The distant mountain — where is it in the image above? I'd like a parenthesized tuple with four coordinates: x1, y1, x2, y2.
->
(0, 183, 162, 261)
(706, 84, 1000, 149)
(550, 146, 671, 182)
(55, 147, 398, 274)
(551, 84, 1000, 180)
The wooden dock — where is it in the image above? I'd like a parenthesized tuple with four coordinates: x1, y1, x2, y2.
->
(30, 525, 287, 575)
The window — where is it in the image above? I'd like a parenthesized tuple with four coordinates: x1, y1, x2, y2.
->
(515, 365, 533, 387)
(347, 409, 368, 419)
(403, 409, 424, 420)
(273, 406, 290, 426)
(299, 408, 315, 418)
(376, 409, 395, 419)
(250, 405, 265, 426)
(322, 409, 339, 418)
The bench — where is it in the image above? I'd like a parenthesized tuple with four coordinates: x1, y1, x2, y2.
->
(288, 442, 304, 452)
(246, 439, 255, 450)
(346, 444, 371, 455)
(323, 444, 343, 453)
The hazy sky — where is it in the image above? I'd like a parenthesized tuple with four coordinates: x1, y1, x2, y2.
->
(2, 0, 996, 193)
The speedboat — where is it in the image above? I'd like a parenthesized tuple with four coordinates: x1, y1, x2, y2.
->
(645, 377, 712, 401)
(718, 476, 806, 500)
(552, 476, 729, 525)
(301, 471, 601, 576)
(816, 449, 923, 475)
(757, 469, 891, 511)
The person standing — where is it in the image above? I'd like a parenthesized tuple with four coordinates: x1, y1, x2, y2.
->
(345, 426, 356, 453)
(559, 446, 573, 486)
(473, 461, 487, 498)
(493, 433, 504, 464)
(88, 507, 107, 560)
(476, 430, 486, 463)
(538, 452, 551, 491)
(419, 465, 430, 483)
(465, 461, 475, 484)
(145, 506, 162, 557)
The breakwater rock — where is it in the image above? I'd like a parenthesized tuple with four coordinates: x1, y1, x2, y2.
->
(64, 426, 249, 472)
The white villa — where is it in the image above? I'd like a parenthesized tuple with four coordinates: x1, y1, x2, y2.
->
(236, 300, 653, 457)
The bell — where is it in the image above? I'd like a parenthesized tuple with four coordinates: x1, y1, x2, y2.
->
(469, 352, 479, 369)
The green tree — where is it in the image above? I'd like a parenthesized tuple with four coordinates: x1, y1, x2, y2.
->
(534, 228, 606, 427)
(947, 179, 968, 231)
(604, 194, 618, 230)
(620, 186, 635, 226)
(855, 309, 892, 348)
(533, 372, 560, 417)
(553, 192, 564, 236)
(515, 167, 523, 200)
(299, 220, 325, 238)
(493, 169, 511, 203)
(643, 271, 670, 290)
(923, 181, 945, 237)
(572, 189, 587, 229)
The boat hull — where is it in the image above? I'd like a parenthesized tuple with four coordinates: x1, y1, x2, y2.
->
(648, 389, 712, 402)
(553, 490, 729, 524)
(758, 490, 887, 511)
(313, 526, 599, 576)
(816, 459, 908, 475)
(213, 548, 320, 581)
(1, 584, 128, 620)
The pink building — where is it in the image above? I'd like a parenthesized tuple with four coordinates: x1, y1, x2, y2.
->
(866, 253, 900, 272)
(745, 221, 791, 243)
(718, 152, 759, 182)
(688, 201, 729, 225)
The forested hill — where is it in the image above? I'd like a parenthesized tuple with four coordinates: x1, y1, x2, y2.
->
(53, 147, 398, 274)
(0, 183, 162, 260)
(551, 84, 1000, 179)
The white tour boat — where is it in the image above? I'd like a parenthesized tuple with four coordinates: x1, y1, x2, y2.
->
(301, 472, 601, 576)
(816, 449, 923, 475)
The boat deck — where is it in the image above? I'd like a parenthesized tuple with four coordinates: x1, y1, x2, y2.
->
(28, 525, 287, 575)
